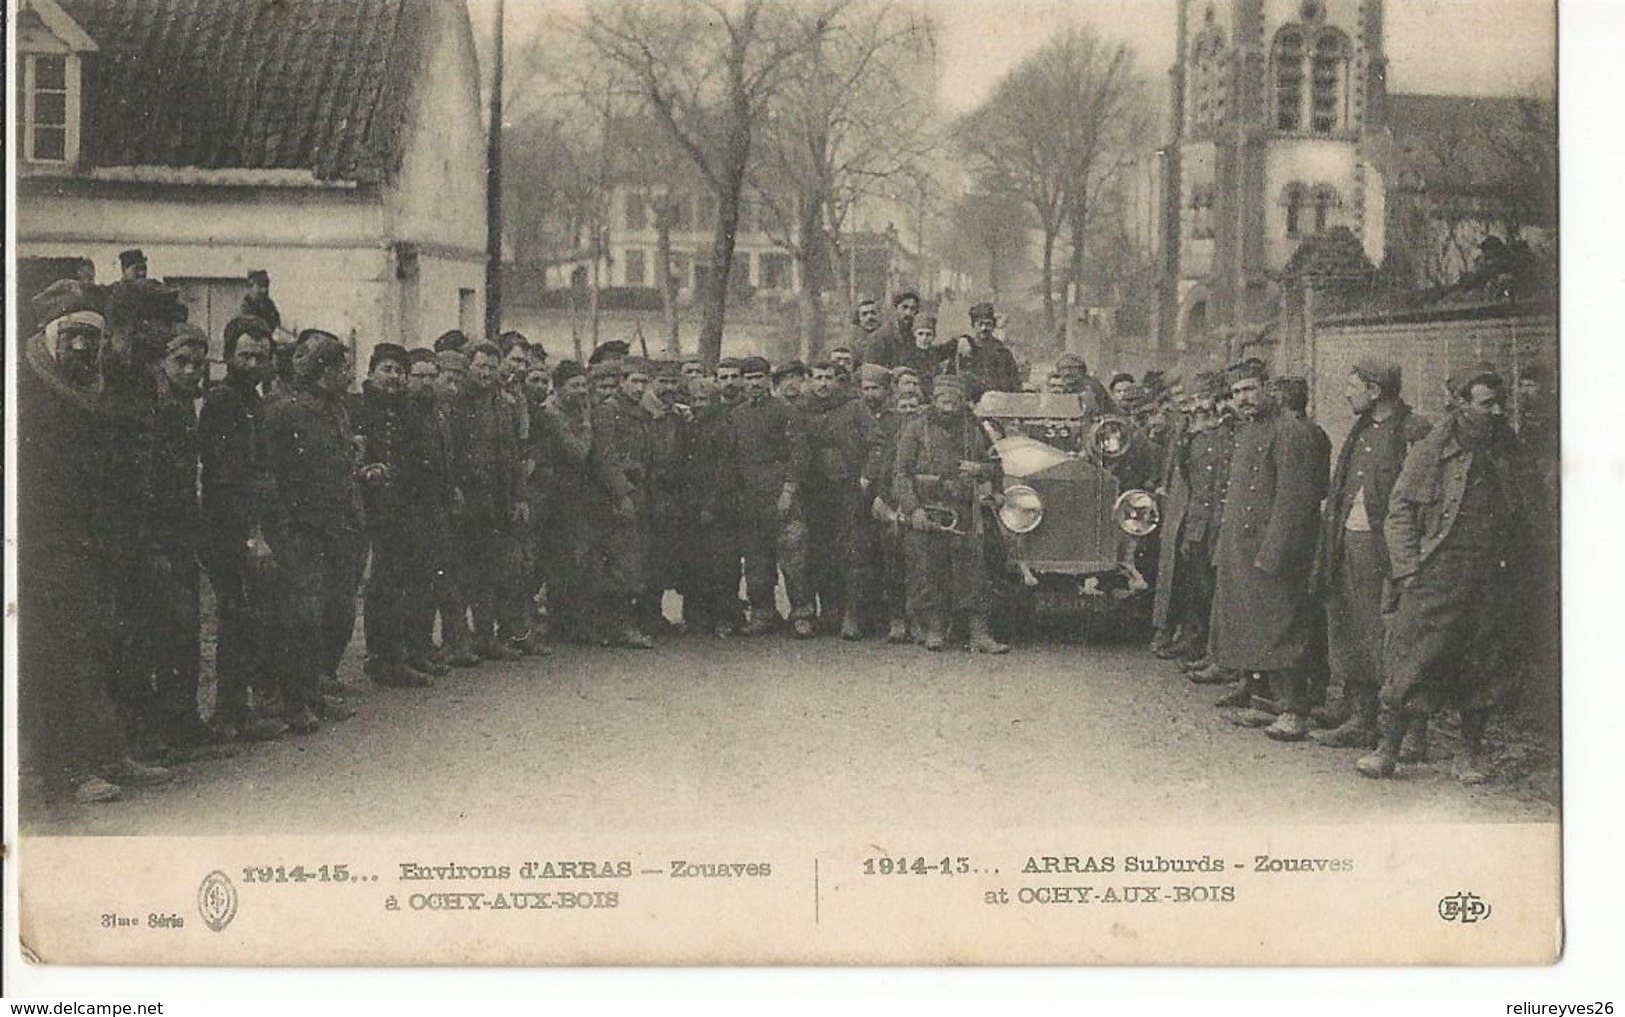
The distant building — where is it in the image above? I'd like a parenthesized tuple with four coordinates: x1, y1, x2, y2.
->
(15, 0, 487, 363)
(1159, 0, 1389, 347)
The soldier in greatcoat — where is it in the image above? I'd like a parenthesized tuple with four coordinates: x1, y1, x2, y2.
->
(535, 361, 597, 643)
(733, 356, 814, 637)
(587, 359, 656, 648)
(1358, 364, 1531, 784)
(1152, 372, 1233, 666)
(1207, 361, 1330, 741)
(200, 316, 288, 741)
(451, 342, 527, 662)
(18, 298, 171, 803)
(1309, 361, 1429, 750)
(682, 377, 745, 638)
(801, 360, 879, 635)
(261, 331, 366, 733)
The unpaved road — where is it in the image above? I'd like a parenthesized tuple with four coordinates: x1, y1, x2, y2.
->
(27, 627, 1557, 836)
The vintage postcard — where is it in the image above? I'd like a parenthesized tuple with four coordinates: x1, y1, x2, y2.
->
(7, 0, 1560, 968)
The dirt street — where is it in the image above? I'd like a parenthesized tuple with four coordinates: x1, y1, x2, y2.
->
(28, 627, 1558, 836)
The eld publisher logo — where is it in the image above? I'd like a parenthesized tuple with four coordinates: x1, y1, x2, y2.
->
(1437, 891, 1492, 924)
(198, 870, 238, 932)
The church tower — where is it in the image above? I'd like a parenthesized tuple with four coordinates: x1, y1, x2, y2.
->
(1162, 0, 1387, 347)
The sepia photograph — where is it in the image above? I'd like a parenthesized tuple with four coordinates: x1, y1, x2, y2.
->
(6, 0, 1569, 972)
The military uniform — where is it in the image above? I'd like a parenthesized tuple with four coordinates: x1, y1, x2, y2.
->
(262, 382, 367, 720)
(588, 388, 654, 642)
(1209, 405, 1330, 721)
(732, 389, 812, 629)
(143, 371, 207, 745)
(535, 396, 597, 641)
(683, 403, 744, 634)
(449, 381, 526, 656)
(892, 398, 1004, 650)
(641, 390, 690, 630)
(1157, 417, 1234, 658)
(801, 388, 880, 629)
(200, 373, 284, 729)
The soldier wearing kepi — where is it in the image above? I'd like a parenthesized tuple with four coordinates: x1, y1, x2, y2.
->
(1358, 363, 1531, 784)
(733, 356, 813, 636)
(1154, 371, 1234, 668)
(199, 316, 289, 741)
(1310, 360, 1429, 750)
(353, 343, 437, 688)
(142, 324, 218, 753)
(262, 330, 366, 733)
(1208, 360, 1330, 741)
(586, 359, 656, 648)
(892, 374, 1008, 654)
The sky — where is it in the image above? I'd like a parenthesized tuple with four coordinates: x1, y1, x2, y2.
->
(929, 0, 1556, 114)
(483, 0, 1557, 114)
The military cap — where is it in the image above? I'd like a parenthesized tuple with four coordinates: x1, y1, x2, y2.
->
(1226, 360, 1268, 387)
(856, 363, 892, 386)
(1351, 357, 1403, 398)
(1055, 352, 1088, 373)
(1192, 371, 1226, 399)
(892, 365, 921, 380)
(1447, 361, 1503, 399)
(716, 357, 745, 372)
(225, 315, 274, 346)
(773, 360, 808, 381)
(553, 360, 587, 386)
(654, 359, 683, 380)
(436, 349, 471, 373)
(119, 248, 147, 270)
(434, 329, 470, 353)
(498, 329, 530, 352)
(1110, 372, 1136, 388)
(969, 301, 997, 323)
(33, 280, 101, 325)
(588, 340, 631, 365)
(369, 342, 411, 372)
(407, 347, 439, 366)
(293, 331, 347, 378)
(739, 356, 771, 376)
(855, 294, 880, 308)
(164, 323, 209, 356)
(621, 356, 655, 377)
(912, 314, 938, 331)
(247, 269, 271, 285)
(893, 290, 921, 307)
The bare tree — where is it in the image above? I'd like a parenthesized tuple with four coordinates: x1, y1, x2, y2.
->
(749, 1, 938, 358)
(956, 27, 1148, 335)
(583, 0, 839, 366)
(942, 190, 1029, 301)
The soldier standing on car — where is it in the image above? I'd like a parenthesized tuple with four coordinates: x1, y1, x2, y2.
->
(1207, 361, 1330, 741)
(1358, 364, 1531, 784)
(1310, 361, 1429, 750)
(892, 375, 1008, 654)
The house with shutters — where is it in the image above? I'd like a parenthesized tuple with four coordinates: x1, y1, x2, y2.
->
(14, 0, 487, 364)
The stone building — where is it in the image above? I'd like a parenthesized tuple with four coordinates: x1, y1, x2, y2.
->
(1160, 0, 1389, 348)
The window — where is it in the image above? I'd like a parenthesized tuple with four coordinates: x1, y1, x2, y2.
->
(671, 253, 692, 290)
(1190, 25, 1227, 136)
(696, 191, 719, 231)
(1310, 29, 1349, 134)
(670, 193, 692, 232)
(1272, 28, 1305, 131)
(623, 249, 647, 286)
(1190, 184, 1216, 240)
(759, 253, 793, 291)
(1312, 186, 1339, 233)
(1283, 185, 1306, 238)
(623, 191, 646, 231)
(19, 53, 71, 162)
(1272, 23, 1349, 134)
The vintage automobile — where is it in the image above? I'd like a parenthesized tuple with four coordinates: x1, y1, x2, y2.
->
(972, 391, 1162, 629)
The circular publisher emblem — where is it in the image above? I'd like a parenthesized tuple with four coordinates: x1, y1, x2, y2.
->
(198, 870, 238, 932)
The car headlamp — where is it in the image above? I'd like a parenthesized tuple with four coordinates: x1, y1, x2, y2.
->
(1114, 489, 1160, 536)
(1090, 417, 1133, 460)
(998, 484, 1044, 534)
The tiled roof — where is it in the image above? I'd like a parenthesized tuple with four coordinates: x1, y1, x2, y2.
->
(58, 0, 433, 183)
(1282, 226, 1377, 283)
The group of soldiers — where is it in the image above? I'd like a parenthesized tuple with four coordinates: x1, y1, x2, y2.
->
(18, 254, 1554, 804)
(1148, 356, 1554, 785)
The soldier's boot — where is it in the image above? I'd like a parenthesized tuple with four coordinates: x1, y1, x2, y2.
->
(1355, 710, 1406, 779)
(922, 614, 947, 652)
(967, 614, 1010, 655)
(1397, 716, 1431, 763)
(1312, 685, 1380, 748)
(840, 609, 863, 641)
(1455, 709, 1494, 785)
(886, 617, 910, 644)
